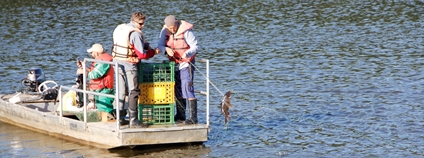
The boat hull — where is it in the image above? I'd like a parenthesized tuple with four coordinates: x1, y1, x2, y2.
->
(0, 94, 208, 149)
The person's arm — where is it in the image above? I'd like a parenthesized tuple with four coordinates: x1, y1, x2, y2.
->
(76, 61, 91, 74)
(130, 32, 155, 59)
(182, 30, 198, 58)
(157, 27, 168, 55)
(87, 63, 110, 80)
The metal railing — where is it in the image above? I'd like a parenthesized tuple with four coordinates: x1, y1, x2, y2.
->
(58, 58, 121, 137)
(58, 58, 211, 136)
(197, 59, 210, 128)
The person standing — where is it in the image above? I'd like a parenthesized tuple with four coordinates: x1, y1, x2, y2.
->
(156, 15, 199, 124)
(111, 12, 158, 128)
(77, 44, 115, 115)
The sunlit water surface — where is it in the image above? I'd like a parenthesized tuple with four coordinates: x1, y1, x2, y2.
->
(0, 0, 424, 157)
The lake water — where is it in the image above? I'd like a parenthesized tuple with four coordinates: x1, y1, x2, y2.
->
(1, 0, 424, 157)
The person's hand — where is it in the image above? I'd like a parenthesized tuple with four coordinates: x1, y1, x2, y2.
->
(76, 60, 84, 68)
(87, 102, 95, 110)
(155, 48, 160, 54)
(165, 47, 174, 57)
(181, 53, 187, 59)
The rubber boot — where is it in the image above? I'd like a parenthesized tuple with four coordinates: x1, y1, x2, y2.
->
(185, 99, 198, 124)
(129, 109, 147, 128)
(119, 110, 129, 125)
(112, 110, 129, 125)
(175, 99, 186, 122)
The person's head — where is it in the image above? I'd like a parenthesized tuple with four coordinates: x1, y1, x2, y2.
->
(131, 12, 146, 30)
(87, 43, 104, 58)
(164, 15, 178, 34)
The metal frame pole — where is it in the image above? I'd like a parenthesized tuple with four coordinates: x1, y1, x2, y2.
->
(114, 62, 120, 137)
(206, 59, 210, 127)
(59, 87, 63, 125)
(83, 62, 87, 129)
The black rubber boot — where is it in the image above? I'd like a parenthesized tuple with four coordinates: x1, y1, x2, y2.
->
(112, 109, 129, 125)
(185, 99, 198, 124)
(119, 110, 129, 125)
(129, 109, 147, 128)
(175, 99, 186, 122)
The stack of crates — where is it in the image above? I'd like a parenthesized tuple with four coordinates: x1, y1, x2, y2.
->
(138, 61, 175, 125)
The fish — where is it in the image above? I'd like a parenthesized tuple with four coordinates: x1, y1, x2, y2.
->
(220, 90, 233, 124)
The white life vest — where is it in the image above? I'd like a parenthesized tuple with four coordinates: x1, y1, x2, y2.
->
(111, 24, 141, 63)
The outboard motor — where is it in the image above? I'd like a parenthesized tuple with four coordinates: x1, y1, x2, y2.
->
(21, 68, 46, 93)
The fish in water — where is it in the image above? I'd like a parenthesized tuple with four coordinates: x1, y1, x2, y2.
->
(220, 90, 233, 124)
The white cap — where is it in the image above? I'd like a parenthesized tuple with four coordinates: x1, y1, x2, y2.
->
(87, 43, 104, 53)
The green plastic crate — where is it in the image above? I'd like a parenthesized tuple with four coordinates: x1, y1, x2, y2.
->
(139, 61, 175, 83)
(138, 103, 175, 125)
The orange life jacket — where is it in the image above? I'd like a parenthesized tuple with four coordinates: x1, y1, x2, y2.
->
(166, 20, 196, 63)
(89, 53, 114, 90)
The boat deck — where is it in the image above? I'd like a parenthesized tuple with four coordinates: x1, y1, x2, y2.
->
(0, 93, 209, 149)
